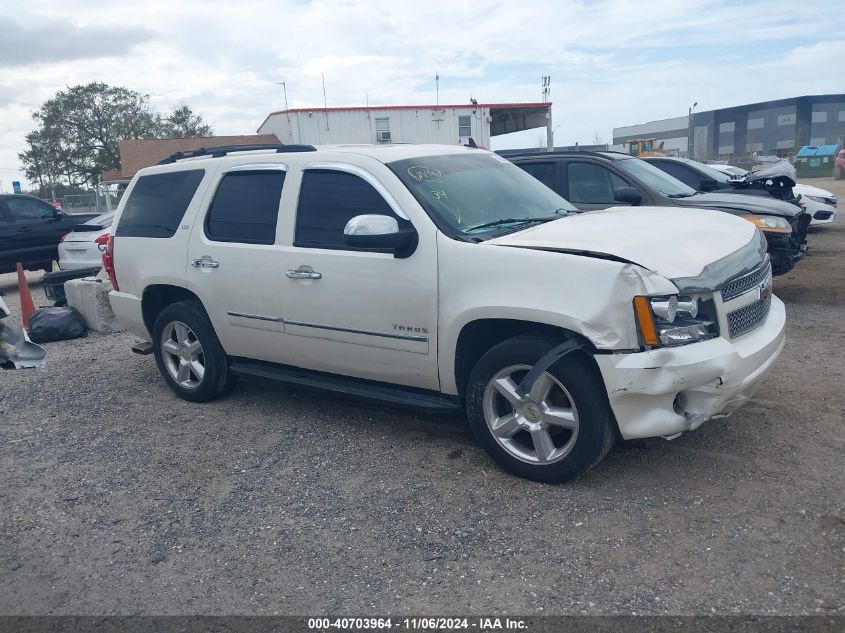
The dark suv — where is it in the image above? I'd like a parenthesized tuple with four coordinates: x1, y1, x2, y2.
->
(0, 194, 98, 275)
(507, 151, 810, 275)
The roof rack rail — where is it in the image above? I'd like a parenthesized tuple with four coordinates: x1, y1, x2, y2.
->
(158, 144, 317, 165)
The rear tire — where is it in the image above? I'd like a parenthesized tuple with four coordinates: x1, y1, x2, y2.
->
(465, 334, 615, 483)
(152, 300, 237, 402)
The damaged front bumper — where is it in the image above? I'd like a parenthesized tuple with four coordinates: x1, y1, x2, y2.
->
(767, 233, 806, 275)
(768, 211, 811, 275)
(594, 296, 786, 440)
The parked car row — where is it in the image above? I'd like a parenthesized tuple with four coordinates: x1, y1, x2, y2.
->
(644, 157, 836, 226)
(508, 151, 811, 275)
(1, 153, 827, 283)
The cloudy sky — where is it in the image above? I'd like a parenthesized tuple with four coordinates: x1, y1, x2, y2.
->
(1, 0, 843, 189)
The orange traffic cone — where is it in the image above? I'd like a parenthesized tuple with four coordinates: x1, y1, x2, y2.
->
(16, 263, 36, 330)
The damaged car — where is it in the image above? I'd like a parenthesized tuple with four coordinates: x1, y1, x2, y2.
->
(0, 296, 46, 369)
(510, 151, 810, 275)
(106, 144, 784, 483)
(698, 160, 838, 226)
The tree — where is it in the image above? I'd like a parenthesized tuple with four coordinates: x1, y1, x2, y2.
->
(592, 131, 605, 146)
(161, 105, 214, 138)
(19, 83, 213, 190)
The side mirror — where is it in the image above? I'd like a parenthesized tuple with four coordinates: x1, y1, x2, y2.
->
(614, 187, 643, 206)
(343, 214, 417, 258)
(699, 178, 718, 192)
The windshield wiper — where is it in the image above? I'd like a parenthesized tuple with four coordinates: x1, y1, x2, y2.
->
(464, 212, 567, 234)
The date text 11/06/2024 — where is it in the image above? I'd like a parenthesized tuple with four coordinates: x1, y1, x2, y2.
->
(307, 617, 528, 630)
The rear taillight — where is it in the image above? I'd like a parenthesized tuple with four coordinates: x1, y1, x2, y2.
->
(94, 232, 110, 251)
(102, 235, 119, 291)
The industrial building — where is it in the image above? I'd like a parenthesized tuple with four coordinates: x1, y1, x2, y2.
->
(257, 102, 553, 149)
(612, 94, 845, 160)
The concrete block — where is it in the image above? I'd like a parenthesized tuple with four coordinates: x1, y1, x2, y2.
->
(65, 277, 124, 334)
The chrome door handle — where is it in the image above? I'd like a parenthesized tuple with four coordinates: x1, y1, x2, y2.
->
(286, 269, 322, 280)
(191, 257, 219, 269)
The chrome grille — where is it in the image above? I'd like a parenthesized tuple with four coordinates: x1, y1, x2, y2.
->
(727, 294, 771, 338)
(721, 259, 772, 302)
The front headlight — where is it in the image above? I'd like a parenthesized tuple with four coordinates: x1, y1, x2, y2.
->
(633, 295, 718, 348)
(743, 215, 791, 234)
(805, 194, 836, 206)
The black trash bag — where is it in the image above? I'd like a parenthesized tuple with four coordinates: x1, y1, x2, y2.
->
(28, 306, 88, 343)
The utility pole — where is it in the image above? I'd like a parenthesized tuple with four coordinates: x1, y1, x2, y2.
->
(275, 81, 293, 141)
(688, 101, 698, 158)
(436, 72, 440, 106)
(322, 73, 330, 132)
(542, 76, 553, 151)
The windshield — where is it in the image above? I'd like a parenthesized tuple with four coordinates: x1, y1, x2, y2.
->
(686, 160, 732, 183)
(616, 157, 697, 197)
(388, 153, 577, 238)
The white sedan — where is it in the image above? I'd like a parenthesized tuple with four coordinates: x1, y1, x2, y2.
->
(708, 163, 837, 226)
(58, 211, 115, 270)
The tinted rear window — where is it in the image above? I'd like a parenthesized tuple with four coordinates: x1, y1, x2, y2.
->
(116, 170, 205, 238)
(205, 171, 285, 244)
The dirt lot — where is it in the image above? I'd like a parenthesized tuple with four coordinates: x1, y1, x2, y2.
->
(1, 179, 843, 616)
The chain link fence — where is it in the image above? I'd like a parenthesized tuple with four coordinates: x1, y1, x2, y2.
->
(60, 190, 123, 215)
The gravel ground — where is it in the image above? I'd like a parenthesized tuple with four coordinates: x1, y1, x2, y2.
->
(1, 179, 843, 616)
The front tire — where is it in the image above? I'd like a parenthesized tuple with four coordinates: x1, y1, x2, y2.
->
(465, 334, 615, 483)
(152, 300, 237, 402)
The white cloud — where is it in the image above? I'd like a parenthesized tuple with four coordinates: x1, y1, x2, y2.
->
(0, 0, 843, 189)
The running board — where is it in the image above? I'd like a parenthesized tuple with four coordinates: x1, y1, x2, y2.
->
(230, 359, 463, 414)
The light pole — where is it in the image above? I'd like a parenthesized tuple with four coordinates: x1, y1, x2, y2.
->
(275, 81, 293, 142)
(688, 101, 698, 158)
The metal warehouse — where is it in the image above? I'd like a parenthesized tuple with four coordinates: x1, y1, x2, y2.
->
(257, 102, 553, 149)
(613, 94, 845, 160)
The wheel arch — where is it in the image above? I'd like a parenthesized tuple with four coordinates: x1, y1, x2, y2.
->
(452, 317, 596, 399)
(141, 284, 206, 335)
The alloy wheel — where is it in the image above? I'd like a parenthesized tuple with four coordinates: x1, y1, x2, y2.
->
(160, 320, 205, 389)
(482, 364, 580, 464)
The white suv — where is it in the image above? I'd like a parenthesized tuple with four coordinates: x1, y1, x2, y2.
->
(105, 143, 785, 483)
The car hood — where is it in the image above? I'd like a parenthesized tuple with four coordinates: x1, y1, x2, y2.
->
(743, 161, 797, 187)
(487, 206, 759, 279)
(794, 183, 834, 198)
(673, 191, 803, 218)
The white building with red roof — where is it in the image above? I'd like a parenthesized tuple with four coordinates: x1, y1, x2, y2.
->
(257, 102, 553, 149)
